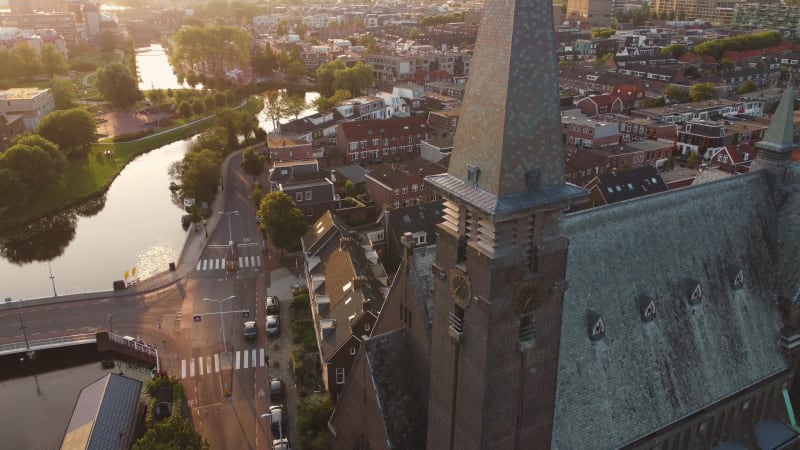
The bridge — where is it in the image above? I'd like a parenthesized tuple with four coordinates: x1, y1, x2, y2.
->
(0, 331, 159, 370)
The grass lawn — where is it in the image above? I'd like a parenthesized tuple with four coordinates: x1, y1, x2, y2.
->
(0, 96, 264, 233)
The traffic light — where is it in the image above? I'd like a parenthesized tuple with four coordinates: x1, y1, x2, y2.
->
(242, 311, 250, 318)
(193, 315, 201, 322)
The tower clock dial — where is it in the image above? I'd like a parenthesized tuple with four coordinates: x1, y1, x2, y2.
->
(513, 279, 544, 315)
(449, 267, 472, 308)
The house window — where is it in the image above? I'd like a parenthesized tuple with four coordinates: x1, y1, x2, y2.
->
(383, 138, 389, 146)
(295, 192, 303, 201)
(372, 138, 379, 146)
(393, 201, 400, 208)
(305, 190, 312, 200)
(350, 347, 356, 355)
(402, 187, 408, 194)
(349, 142, 358, 151)
(360, 140, 367, 149)
(405, 199, 415, 206)
(335, 367, 345, 384)
(383, 148, 389, 155)
(361, 151, 367, 159)
(412, 184, 418, 192)
(393, 188, 400, 196)
(391, 147, 397, 154)
(408, 135, 413, 143)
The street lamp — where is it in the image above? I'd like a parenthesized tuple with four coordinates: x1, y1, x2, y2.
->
(45, 262, 57, 297)
(218, 210, 239, 243)
(203, 295, 236, 354)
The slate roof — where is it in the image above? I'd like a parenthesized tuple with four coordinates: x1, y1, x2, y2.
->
(61, 373, 142, 450)
(366, 157, 447, 189)
(553, 172, 787, 449)
(279, 110, 345, 134)
(364, 328, 427, 450)
(592, 166, 668, 203)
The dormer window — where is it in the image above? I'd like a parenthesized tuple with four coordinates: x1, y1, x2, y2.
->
(733, 269, 744, 290)
(685, 278, 703, 306)
(587, 310, 605, 341)
(637, 294, 656, 322)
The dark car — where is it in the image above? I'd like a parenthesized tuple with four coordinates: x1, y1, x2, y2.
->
(265, 295, 279, 314)
(269, 378, 284, 401)
(243, 321, 257, 340)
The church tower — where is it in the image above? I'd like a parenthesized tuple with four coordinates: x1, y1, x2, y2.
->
(424, 0, 587, 447)
(753, 82, 797, 182)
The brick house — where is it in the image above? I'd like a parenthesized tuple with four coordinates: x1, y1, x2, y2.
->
(300, 212, 388, 398)
(266, 132, 314, 163)
(0, 112, 25, 152)
(561, 114, 620, 149)
(426, 107, 460, 138)
(595, 113, 678, 142)
(364, 157, 447, 211)
(270, 164, 336, 223)
(337, 116, 430, 165)
(575, 94, 624, 117)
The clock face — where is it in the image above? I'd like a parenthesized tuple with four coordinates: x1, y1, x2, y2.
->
(513, 279, 543, 315)
(449, 267, 471, 308)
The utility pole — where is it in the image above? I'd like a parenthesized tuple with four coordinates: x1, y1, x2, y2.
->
(46, 262, 57, 297)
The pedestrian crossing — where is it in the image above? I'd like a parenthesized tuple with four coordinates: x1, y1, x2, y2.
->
(195, 255, 262, 271)
(180, 348, 267, 379)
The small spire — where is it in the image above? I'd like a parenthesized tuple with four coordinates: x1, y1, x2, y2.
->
(760, 82, 797, 152)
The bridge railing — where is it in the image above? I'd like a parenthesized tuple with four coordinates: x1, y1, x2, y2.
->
(0, 333, 96, 355)
(107, 332, 157, 356)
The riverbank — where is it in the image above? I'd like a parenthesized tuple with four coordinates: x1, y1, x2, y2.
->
(0, 96, 264, 236)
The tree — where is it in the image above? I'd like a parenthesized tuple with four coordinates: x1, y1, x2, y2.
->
(591, 28, 615, 39)
(660, 44, 688, 59)
(214, 92, 227, 108)
(180, 149, 222, 202)
(258, 191, 308, 254)
(408, 27, 420, 40)
(100, 31, 117, 53)
(284, 94, 307, 119)
(689, 82, 717, 102)
(192, 126, 229, 154)
(37, 108, 97, 158)
(192, 98, 205, 115)
(665, 85, 689, 103)
(718, 58, 733, 72)
(177, 100, 192, 118)
(313, 89, 351, 112)
(95, 62, 143, 109)
(252, 182, 264, 208)
(316, 59, 346, 97)
(737, 80, 758, 95)
(0, 167, 28, 209)
(11, 43, 43, 80)
(264, 90, 287, 129)
(286, 59, 306, 80)
(203, 95, 216, 112)
(0, 47, 13, 79)
(40, 44, 69, 77)
(171, 25, 252, 77)
(50, 79, 76, 109)
(240, 147, 265, 181)
(133, 415, 209, 450)
(296, 395, 334, 450)
(0, 135, 65, 198)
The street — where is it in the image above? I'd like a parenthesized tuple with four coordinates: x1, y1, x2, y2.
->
(0, 147, 301, 449)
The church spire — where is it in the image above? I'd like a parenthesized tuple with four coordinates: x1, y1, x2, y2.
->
(758, 82, 797, 154)
(426, 0, 585, 221)
(441, 0, 568, 197)
(753, 82, 798, 175)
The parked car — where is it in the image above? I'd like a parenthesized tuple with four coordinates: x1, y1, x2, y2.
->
(272, 438, 290, 450)
(243, 321, 257, 340)
(269, 378, 284, 401)
(269, 405, 286, 437)
(266, 315, 279, 336)
(265, 295, 279, 314)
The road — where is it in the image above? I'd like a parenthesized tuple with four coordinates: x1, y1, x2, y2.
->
(0, 145, 293, 450)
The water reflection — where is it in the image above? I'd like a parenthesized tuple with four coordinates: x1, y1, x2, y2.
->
(0, 214, 77, 264)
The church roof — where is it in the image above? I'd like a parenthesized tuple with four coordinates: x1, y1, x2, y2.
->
(364, 328, 427, 449)
(554, 172, 787, 449)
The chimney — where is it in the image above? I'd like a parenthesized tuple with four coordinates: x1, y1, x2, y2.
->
(401, 232, 416, 267)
